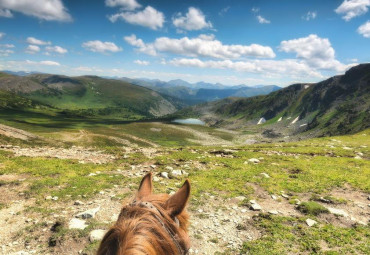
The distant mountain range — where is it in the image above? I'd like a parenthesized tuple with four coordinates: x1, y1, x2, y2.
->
(0, 72, 183, 120)
(175, 63, 370, 137)
(119, 77, 281, 104)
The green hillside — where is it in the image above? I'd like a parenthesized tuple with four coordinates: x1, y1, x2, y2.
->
(0, 73, 183, 120)
(176, 64, 370, 136)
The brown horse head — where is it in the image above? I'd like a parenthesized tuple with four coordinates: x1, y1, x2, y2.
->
(97, 172, 191, 255)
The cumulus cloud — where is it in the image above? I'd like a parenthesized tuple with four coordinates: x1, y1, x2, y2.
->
(335, 0, 370, 21)
(134, 60, 149, 65)
(358, 20, 370, 37)
(124, 34, 156, 55)
(0, 49, 13, 56)
(173, 7, 212, 31)
(0, 43, 14, 48)
(302, 11, 317, 21)
(279, 34, 351, 72)
(24, 59, 60, 66)
(26, 37, 51, 45)
(257, 15, 270, 24)
(124, 34, 276, 59)
(0, 8, 12, 17)
(0, 32, 4, 39)
(82, 40, 122, 53)
(45, 45, 68, 54)
(108, 6, 164, 30)
(105, 0, 141, 10)
(251, 7, 260, 13)
(169, 58, 323, 79)
(0, 0, 72, 22)
(25, 45, 40, 54)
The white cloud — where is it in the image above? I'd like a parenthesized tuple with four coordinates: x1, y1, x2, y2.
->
(219, 6, 230, 16)
(0, 43, 14, 48)
(335, 0, 370, 21)
(82, 40, 122, 53)
(279, 34, 350, 71)
(25, 45, 40, 54)
(134, 60, 149, 65)
(0, 0, 72, 22)
(45, 45, 68, 54)
(105, 0, 141, 10)
(302, 11, 317, 21)
(125, 34, 276, 59)
(124, 34, 157, 55)
(169, 58, 323, 79)
(0, 49, 13, 56)
(251, 7, 260, 13)
(173, 7, 212, 31)
(108, 6, 164, 30)
(23, 59, 60, 66)
(0, 8, 12, 17)
(0, 32, 5, 39)
(257, 15, 270, 24)
(358, 20, 370, 37)
(26, 37, 51, 45)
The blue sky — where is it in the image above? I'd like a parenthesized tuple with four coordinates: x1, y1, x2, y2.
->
(0, 0, 369, 86)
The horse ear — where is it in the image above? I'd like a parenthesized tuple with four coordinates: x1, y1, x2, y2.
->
(137, 172, 153, 199)
(164, 179, 190, 217)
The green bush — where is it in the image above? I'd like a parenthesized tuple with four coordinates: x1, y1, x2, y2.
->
(296, 201, 329, 216)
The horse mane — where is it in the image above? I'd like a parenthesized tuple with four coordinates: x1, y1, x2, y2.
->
(97, 193, 190, 255)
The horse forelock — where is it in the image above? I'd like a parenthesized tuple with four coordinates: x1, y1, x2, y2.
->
(97, 194, 190, 255)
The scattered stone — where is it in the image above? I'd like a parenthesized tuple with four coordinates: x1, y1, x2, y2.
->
(368, 195, 370, 201)
(261, 172, 270, 178)
(52, 196, 58, 201)
(281, 193, 289, 199)
(327, 207, 349, 217)
(306, 218, 317, 227)
(160, 172, 169, 179)
(88, 173, 97, 176)
(153, 176, 160, 182)
(234, 196, 246, 202)
(45, 196, 52, 200)
(249, 200, 262, 211)
(354, 156, 362, 159)
(150, 165, 156, 169)
(268, 210, 278, 215)
(76, 207, 100, 219)
(68, 218, 87, 230)
(342, 147, 352, 150)
(74, 200, 84, 206)
(248, 158, 260, 164)
(89, 229, 107, 242)
(165, 166, 174, 171)
(271, 195, 277, 200)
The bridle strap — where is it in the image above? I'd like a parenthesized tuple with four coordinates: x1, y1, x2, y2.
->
(130, 201, 189, 255)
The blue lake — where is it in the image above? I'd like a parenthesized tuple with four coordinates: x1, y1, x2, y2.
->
(172, 118, 205, 125)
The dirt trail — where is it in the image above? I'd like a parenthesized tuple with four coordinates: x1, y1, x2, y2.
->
(0, 124, 39, 141)
(0, 145, 115, 164)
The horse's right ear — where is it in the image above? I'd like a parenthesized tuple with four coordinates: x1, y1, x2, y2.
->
(136, 172, 153, 199)
(164, 179, 190, 217)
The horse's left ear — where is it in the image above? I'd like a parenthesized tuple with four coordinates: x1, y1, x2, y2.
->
(136, 172, 153, 199)
(164, 179, 190, 217)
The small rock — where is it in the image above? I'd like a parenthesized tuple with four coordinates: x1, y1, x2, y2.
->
(165, 166, 174, 171)
(153, 176, 160, 182)
(150, 165, 156, 169)
(74, 200, 84, 206)
(342, 147, 352, 150)
(76, 207, 100, 219)
(52, 196, 58, 201)
(89, 229, 107, 242)
(306, 218, 317, 227)
(45, 196, 52, 200)
(249, 200, 262, 211)
(271, 195, 277, 200)
(327, 207, 348, 217)
(354, 156, 362, 159)
(261, 173, 270, 178)
(170, 170, 183, 178)
(88, 173, 97, 176)
(160, 172, 169, 179)
(281, 193, 289, 199)
(248, 158, 260, 164)
(268, 210, 278, 215)
(68, 218, 87, 230)
(234, 196, 246, 202)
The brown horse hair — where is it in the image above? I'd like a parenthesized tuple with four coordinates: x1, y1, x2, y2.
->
(97, 173, 191, 255)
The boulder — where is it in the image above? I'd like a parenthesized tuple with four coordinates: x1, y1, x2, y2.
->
(68, 218, 87, 230)
(89, 229, 107, 242)
(327, 207, 348, 217)
(306, 218, 317, 227)
(76, 207, 100, 219)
